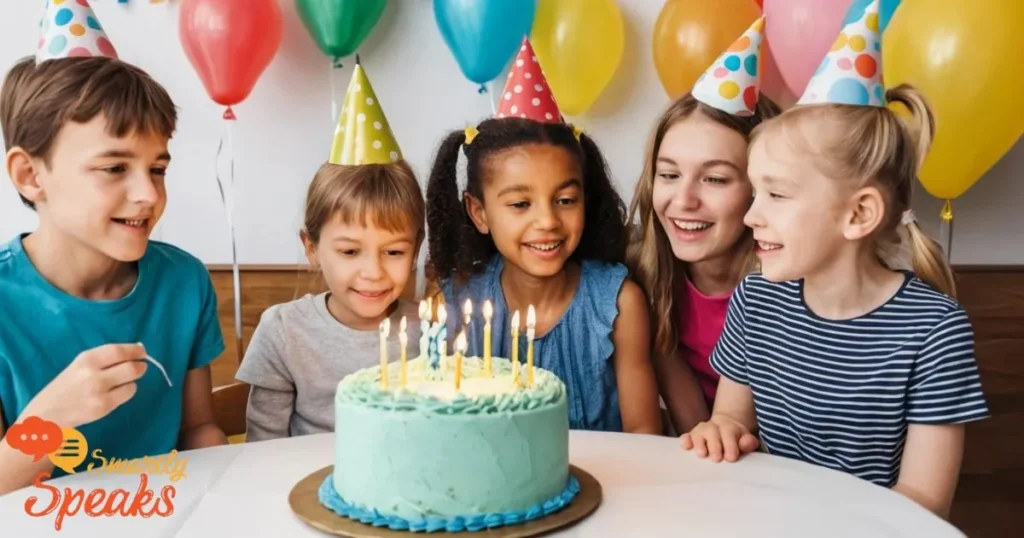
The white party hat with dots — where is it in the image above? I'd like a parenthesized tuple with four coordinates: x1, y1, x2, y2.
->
(36, 0, 118, 64)
(798, 0, 885, 107)
(329, 60, 403, 165)
(692, 16, 765, 116)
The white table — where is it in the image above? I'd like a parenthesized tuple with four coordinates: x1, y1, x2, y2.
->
(0, 431, 964, 537)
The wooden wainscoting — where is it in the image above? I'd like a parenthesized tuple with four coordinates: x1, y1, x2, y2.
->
(208, 265, 1023, 537)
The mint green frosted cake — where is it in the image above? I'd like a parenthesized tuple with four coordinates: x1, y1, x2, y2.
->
(319, 355, 579, 533)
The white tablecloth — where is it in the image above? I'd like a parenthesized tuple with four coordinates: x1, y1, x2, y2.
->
(0, 431, 964, 537)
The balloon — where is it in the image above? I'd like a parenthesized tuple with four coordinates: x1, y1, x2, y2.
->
(879, 0, 901, 33)
(433, 0, 537, 85)
(531, 0, 624, 116)
(652, 0, 761, 99)
(753, 0, 764, 8)
(761, 0, 854, 108)
(884, 0, 1024, 200)
(296, 0, 386, 61)
(179, 0, 283, 108)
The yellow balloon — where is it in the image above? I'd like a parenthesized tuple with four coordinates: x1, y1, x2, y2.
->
(530, 0, 624, 116)
(653, 0, 761, 99)
(883, 0, 1024, 200)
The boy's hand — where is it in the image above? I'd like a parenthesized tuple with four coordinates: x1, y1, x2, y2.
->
(22, 344, 148, 429)
(680, 415, 760, 462)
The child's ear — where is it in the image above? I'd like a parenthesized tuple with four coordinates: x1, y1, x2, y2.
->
(299, 229, 319, 269)
(6, 148, 44, 205)
(843, 186, 886, 241)
(464, 193, 489, 235)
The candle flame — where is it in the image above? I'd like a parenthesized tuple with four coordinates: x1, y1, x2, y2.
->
(463, 299, 472, 325)
(455, 330, 467, 353)
(400, 315, 407, 333)
(437, 304, 448, 325)
(511, 310, 520, 330)
(380, 317, 390, 336)
(527, 305, 536, 329)
(418, 300, 428, 319)
(483, 300, 493, 321)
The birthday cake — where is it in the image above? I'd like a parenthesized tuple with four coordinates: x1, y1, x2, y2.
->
(320, 352, 577, 533)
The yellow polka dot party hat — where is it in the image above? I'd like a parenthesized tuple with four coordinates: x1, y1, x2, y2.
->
(691, 16, 765, 116)
(329, 59, 403, 165)
(798, 0, 885, 107)
(36, 0, 118, 64)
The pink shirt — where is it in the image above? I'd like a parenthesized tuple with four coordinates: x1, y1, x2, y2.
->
(676, 277, 731, 405)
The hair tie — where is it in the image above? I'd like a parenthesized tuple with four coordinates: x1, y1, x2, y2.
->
(571, 124, 583, 141)
(464, 126, 479, 145)
(901, 209, 916, 226)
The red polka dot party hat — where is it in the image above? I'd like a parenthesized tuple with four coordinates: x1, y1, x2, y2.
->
(691, 16, 765, 117)
(36, 0, 118, 64)
(798, 0, 885, 107)
(495, 37, 563, 123)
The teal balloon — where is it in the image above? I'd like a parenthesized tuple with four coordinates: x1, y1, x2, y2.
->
(433, 0, 537, 84)
(879, 0, 901, 33)
(296, 0, 386, 60)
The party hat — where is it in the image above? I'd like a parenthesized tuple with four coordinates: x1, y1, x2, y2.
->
(329, 61, 403, 165)
(496, 37, 562, 123)
(692, 16, 765, 116)
(798, 0, 885, 107)
(36, 0, 118, 64)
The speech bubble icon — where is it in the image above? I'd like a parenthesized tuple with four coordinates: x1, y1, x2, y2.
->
(7, 416, 63, 462)
(47, 427, 88, 474)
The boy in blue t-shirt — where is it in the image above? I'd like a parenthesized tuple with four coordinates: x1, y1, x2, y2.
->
(0, 53, 228, 494)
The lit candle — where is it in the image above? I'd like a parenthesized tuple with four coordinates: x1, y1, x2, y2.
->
(454, 330, 467, 390)
(461, 299, 472, 373)
(511, 310, 521, 387)
(437, 304, 448, 367)
(399, 316, 408, 388)
(379, 318, 390, 389)
(526, 305, 536, 386)
(418, 299, 430, 366)
(482, 300, 493, 376)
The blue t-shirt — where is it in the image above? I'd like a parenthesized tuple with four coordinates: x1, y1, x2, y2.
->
(0, 235, 224, 474)
(711, 272, 989, 487)
(440, 256, 626, 432)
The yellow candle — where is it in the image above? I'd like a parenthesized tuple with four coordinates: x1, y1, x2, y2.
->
(399, 316, 408, 388)
(454, 331, 467, 391)
(511, 310, 521, 387)
(379, 318, 390, 389)
(482, 300, 493, 376)
(526, 305, 536, 386)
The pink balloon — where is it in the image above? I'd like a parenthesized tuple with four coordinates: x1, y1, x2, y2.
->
(761, 0, 855, 108)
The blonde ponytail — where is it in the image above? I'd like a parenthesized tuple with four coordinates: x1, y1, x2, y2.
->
(884, 84, 936, 170)
(904, 218, 957, 298)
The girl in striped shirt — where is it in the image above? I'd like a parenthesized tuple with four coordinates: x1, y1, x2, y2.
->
(681, 0, 988, 519)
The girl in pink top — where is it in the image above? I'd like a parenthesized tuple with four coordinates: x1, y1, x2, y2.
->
(628, 90, 778, 434)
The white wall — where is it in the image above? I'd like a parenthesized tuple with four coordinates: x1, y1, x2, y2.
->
(1, 0, 1021, 266)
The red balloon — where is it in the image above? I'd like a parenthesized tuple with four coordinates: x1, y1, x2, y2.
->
(753, 0, 764, 8)
(179, 0, 283, 108)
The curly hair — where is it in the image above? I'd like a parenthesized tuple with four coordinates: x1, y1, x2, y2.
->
(426, 117, 627, 282)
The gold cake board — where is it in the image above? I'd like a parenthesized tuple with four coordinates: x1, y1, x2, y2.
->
(290, 465, 602, 537)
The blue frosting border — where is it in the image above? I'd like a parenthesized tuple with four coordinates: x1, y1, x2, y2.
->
(317, 475, 581, 533)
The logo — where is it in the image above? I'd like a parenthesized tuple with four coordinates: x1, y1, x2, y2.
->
(12, 417, 186, 531)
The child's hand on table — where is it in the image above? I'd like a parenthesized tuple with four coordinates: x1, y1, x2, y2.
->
(680, 415, 760, 462)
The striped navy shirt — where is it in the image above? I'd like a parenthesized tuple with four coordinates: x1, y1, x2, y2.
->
(711, 272, 989, 487)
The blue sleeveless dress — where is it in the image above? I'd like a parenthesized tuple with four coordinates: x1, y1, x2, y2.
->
(440, 256, 627, 432)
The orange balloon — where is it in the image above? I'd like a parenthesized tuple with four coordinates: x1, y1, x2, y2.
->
(653, 0, 761, 99)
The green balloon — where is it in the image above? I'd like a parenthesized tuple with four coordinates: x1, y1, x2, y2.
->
(296, 0, 387, 60)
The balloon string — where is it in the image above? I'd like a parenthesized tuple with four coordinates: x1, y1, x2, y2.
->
(330, 61, 339, 124)
(215, 116, 243, 361)
(939, 199, 954, 261)
(488, 81, 496, 116)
